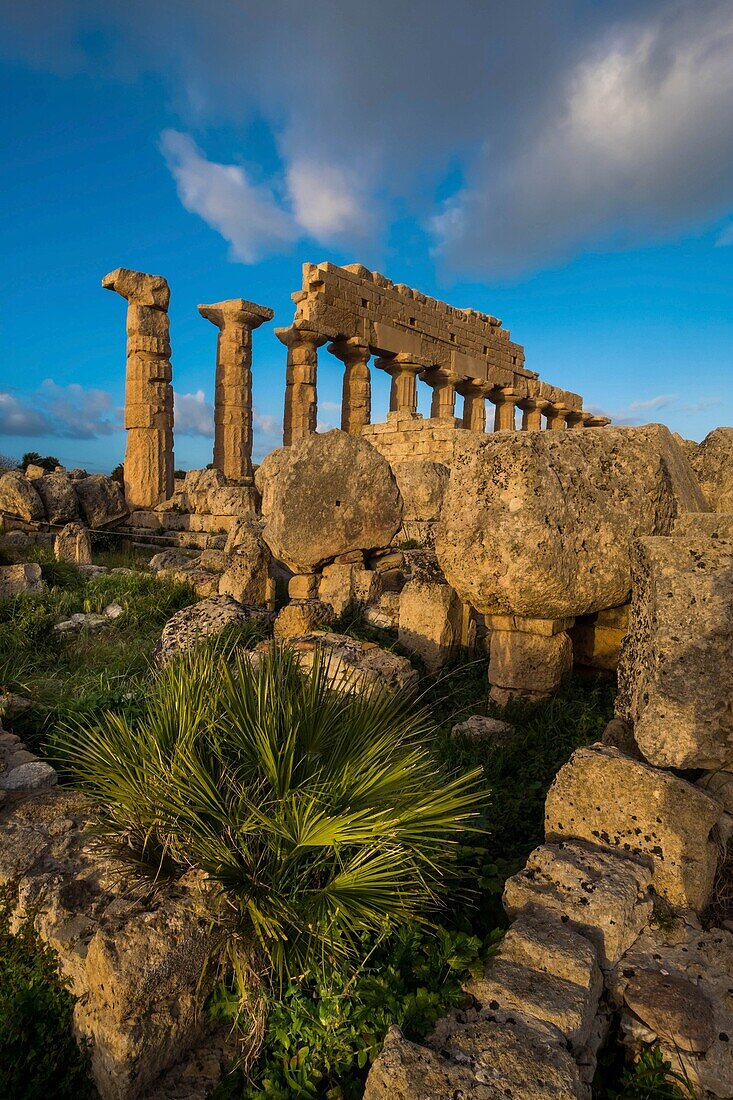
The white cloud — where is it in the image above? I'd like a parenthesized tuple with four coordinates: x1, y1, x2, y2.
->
(174, 389, 214, 436)
(0, 381, 120, 439)
(160, 130, 296, 263)
(286, 160, 372, 240)
(627, 394, 677, 411)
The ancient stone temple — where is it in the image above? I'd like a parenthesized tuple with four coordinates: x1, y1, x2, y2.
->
(276, 262, 605, 449)
(103, 267, 174, 509)
(199, 298, 274, 482)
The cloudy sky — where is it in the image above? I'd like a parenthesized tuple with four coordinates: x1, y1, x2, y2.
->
(1, 0, 732, 470)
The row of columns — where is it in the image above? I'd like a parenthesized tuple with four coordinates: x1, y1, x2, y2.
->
(275, 323, 608, 447)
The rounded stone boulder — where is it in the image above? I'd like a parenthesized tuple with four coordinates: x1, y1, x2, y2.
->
(263, 431, 403, 573)
(689, 426, 733, 512)
(0, 470, 44, 522)
(435, 424, 707, 619)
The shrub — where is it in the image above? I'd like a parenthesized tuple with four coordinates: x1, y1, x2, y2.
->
(56, 644, 483, 996)
(20, 452, 59, 472)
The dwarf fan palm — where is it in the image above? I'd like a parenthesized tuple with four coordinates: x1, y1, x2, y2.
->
(57, 643, 482, 986)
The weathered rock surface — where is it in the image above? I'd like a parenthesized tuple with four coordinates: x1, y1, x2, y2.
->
(489, 628, 573, 702)
(54, 521, 92, 565)
(673, 510, 733, 538)
(274, 600, 334, 639)
(0, 789, 229, 1100)
(318, 561, 381, 618)
(254, 447, 292, 520)
(0, 562, 43, 598)
(218, 514, 271, 606)
(609, 916, 733, 1098)
(149, 547, 200, 572)
(0, 470, 45, 522)
(263, 431, 403, 573)
(504, 841, 654, 969)
(398, 578, 462, 674)
(435, 425, 707, 618)
(545, 744, 721, 910)
(466, 909, 603, 1052)
(451, 715, 516, 744)
(689, 426, 733, 512)
(182, 468, 225, 513)
(35, 470, 80, 524)
(616, 534, 733, 770)
(391, 460, 449, 522)
(267, 632, 419, 696)
(157, 595, 271, 663)
(75, 474, 128, 528)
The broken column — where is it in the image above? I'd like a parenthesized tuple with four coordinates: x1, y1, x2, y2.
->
(328, 337, 371, 434)
(488, 616, 574, 705)
(276, 322, 327, 446)
(376, 354, 427, 419)
(199, 298, 274, 482)
(102, 268, 173, 509)
(423, 366, 459, 421)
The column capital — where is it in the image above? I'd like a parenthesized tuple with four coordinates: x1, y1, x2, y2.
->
(517, 395, 550, 413)
(275, 323, 328, 350)
(103, 267, 169, 310)
(583, 413, 612, 427)
(421, 365, 459, 385)
(565, 409, 585, 428)
(199, 298, 274, 331)
(327, 336, 370, 366)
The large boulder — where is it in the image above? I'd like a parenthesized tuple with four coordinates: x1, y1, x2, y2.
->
(183, 467, 225, 513)
(688, 426, 733, 512)
(34, 471, 80, 525)
(616, 535, 733, 770)
(263, 431, 403, 573)
(435, 425, 707, 619)
(0, 470, 44, 522)
(156, 594, 271, 663)
(75, 474, 128, 528)
(390, 460, 449, 522)
(545, 744, 722, 911)
(254, 447, 292, 520)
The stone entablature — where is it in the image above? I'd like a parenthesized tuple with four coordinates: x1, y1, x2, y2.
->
(280, 261, 594, 447)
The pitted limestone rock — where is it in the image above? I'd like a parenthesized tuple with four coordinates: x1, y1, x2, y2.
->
(35, 470, 80, 525)
(390, 460, 449, 522)
(75, 475, 128, 528)
(398, 578, 462, 674)
(616, 534, 733, 770)
(688, 426, 733, 512)
(263, 431, 403, 573)
(0, 562, 43, 598)
(503, 841, 654, 970)
(157, 595, 272, 663)
(54, 522, 92, 565)
(254, 447, 292, 521)
(545, 744, 722, 910)
(219, 514, 271, 606)
(609, 916, 733, 1098)
(265, 632, 418, 696)
(0, 470, 45, 522)
(434, 425, 706, 619)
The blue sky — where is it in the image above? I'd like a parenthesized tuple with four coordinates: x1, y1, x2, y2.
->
(1, 0, 732, 472)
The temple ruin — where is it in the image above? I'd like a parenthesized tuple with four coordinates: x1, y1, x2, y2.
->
(105, 261, 609, 511)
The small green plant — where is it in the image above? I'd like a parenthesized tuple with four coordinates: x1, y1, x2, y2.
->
(56, 644, 483, 1015)
(21, 451, 60, 472)
(0, 886, 97, 1099)
(610, 1045, 695, 1098)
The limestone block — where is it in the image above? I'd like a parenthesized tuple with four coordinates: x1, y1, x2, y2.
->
(183, 467, 226, 513)
(451, 715, 516, 745)
(274, 600, 333, 639)
(390, 460, 449, 522)
(263, 431, 403, 573)
(207, 485, 257, 516)
(0, 471, 44, 522)
(465, 909, 603, 1051)
(545, 744, 721, 910)
(504, 841, 654, 970)
(254, 447, 292, 521)
(25, 463, 46, 479)
(616, 534, 733, 770)
(674, 510, 733, 538)
(156, 595, 272, 663)
(489, 628, 572, 701)
(0, 563, 43, 598)
(75, 475, 128, 529)
(398, 579, 462, 674)
(435, 425, 707, 619)
(34, 471, 80, 525)
(197, 549, 229, 574)
(218, 514, 270, 606)
(288, 574, 320, 600)
(265, 632, 419, 697)
(54, 522, 92, 565)
(158, 567, 220, 597)
(364, 593, 401, 630)
(689, 426, 733, 512)
(610, 916, 733, 1098)
(319, 563, 357, 617)
(149, 548, 201, 573)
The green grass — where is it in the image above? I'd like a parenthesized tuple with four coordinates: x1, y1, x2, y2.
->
(0, 886, 98, 1100)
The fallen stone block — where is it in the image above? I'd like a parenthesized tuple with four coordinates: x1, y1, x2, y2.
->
(545, 744, 721, 910)
(157, 595, 272, 663)
(489, 626, 572, 703)
(398, 578, 462, 674)
(451, 715, 516, 744)
(688, 426, 733, 512)
(274, 599, 333, 639)
(0, 470, 45, 522)
(265, 631, 419, 696)
(36, 471, 81, 525)
(54, 521, 92, 565)
(616, 534, 733, 770)
(504, 841, 653, 969)
(75, 475, 128, 529)
(0, 562, 43, 598)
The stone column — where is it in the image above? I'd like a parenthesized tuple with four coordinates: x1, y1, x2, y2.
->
(102, 267, 174, 510)
(422, 366, 459, 421)
(199, 298, 274, 482)
(545, 403, 570, 430)
(457, 380, 488, 432)
(491, 387, 519, 431)
(488, 615, 575, 706)
(565, 410, 585, 429)
(328, 337, 371, 434)
(276, 323, 328, 446)
(518, 397, 549, 431)
(375, 354, 426, 418)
